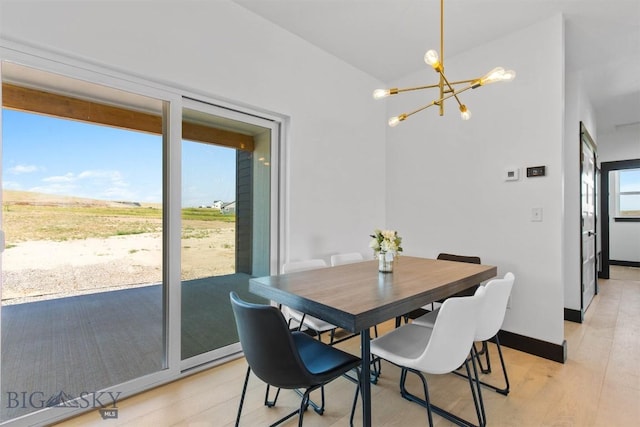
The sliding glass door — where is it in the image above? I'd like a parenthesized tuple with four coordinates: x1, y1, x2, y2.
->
(0, 57, 282, 425)
(1, 63, 166, 422)
(180, 100, 273, 368)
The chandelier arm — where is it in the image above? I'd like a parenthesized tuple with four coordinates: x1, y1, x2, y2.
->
(445, 78, 481, 86)
(397, 83, 476, 122)
(395, 83, 442, 93)
(436, 83, 475, 104)
(401, 100, 439, 120)
(383, 78, 478, 99)
(438, 71, 465, 108)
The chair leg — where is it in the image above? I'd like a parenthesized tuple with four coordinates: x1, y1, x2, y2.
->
(264, 384, 282, 407)
(474, 341, 492, 374)
(492, 335, 510, 395)
(399, 368, 434, 426)
(293, 386, 325, 415)
(242, 365, 304, 427)
(349, 367, 362, 427)
(235, 366, 251, 427)
(467, 349, 486, 427)
(401, 364, 484, 427)
(370, 355, 382, 384)
(454, 336, 510, 396)
(297, 391, 310, 427)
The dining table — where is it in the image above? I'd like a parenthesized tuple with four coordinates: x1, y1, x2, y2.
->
(249, 255, 497, 426)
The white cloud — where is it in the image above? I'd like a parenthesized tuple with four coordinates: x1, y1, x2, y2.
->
(43, 173, 75, 183)
(8, 164, 39, 174)
(33, 169, 133, 200)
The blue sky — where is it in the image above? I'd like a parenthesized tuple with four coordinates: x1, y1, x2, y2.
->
(2, 110, 236, 206)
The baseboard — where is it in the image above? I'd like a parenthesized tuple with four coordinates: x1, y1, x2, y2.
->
(497, 330, 567, 363)
(564, 308, 583, 323)
(610, 260, 640, 268)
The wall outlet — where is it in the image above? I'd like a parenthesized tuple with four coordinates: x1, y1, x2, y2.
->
(531, 207, 543, 222)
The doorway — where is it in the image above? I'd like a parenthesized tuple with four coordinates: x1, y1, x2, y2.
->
(600, 158, 640, 279)
(580, 122, 598, 315)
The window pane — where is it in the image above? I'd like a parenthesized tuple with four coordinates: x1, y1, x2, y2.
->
(2, 74, 165, 422)
(619, 169, 640, 216)
(620, 169, 640, 193)
(180, 104, 270, 364)
(620, 194, 640, 216)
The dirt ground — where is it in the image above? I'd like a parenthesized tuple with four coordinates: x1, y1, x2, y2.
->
(1, 225, 235, 304)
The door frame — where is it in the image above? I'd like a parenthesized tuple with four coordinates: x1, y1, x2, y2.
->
(600, 158, 640, 279)
(579, 122, 598, 320)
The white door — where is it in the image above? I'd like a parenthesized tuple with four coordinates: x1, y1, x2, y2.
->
(581, 128, 597, 312)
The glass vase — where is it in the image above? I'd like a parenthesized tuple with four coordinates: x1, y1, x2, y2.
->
(378, 251, 394, 273)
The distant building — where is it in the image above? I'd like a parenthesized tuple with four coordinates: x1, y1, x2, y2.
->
(221, 201, 236, 215)
(211, 200, 224, 209)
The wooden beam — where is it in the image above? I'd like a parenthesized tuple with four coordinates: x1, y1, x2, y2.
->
(1, 83, 254, 151)
(182, 121, 254, 151)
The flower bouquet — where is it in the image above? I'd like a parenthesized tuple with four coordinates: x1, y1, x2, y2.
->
(369, 229, 403, 272)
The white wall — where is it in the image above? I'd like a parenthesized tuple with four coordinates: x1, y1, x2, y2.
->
(0, 0, 387, 264)
(598, 125, 640, 163)
(386, 15, 566, 345)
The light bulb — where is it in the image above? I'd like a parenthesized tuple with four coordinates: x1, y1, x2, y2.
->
(502, 69, 516, 82)
(373, 89, 390, 100)
(388, 114, 407, 127)
(424, 50, 440, 66)
(480, 67, 506, 85)
(424, 49, 442, 71)
(459, 105, 471, 120)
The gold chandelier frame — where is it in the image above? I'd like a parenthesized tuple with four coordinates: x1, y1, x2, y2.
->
(373, 0, 515, 126)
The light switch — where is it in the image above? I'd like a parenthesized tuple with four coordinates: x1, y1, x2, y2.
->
(531, 208, 543, 222)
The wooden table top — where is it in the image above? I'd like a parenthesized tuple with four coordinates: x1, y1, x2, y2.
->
(250, 256, 497, 333)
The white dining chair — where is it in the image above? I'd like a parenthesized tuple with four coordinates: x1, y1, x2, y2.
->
(330, 252, 364, 266)
(397, 253, 482, 327)
(413, 272, 515, 395)
(370, 287, 487, 427)
(281, 259, 339, 342)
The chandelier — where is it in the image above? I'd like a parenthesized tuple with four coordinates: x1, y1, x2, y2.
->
(373, 0, 516, 127)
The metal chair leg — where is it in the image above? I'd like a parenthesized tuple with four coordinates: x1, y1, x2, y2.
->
(400, 365, 486, 427)
(399, 367, 434, 426)
(349, 367, 362, 427)
(454, 336, 510, 395)
(474, 341, 492, 374)
(235, 366, 251, 427)
(468, 348, 486, 427)
(264, 384, 282, 407)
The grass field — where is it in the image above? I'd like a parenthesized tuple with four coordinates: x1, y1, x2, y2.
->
(2, 191, 234, 244)
(1, 191, 237, 302)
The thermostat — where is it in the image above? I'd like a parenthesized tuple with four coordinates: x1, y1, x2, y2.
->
(527, 166, 546, 177)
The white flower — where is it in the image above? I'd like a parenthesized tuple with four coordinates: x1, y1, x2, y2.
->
(370, 229, 403, 255)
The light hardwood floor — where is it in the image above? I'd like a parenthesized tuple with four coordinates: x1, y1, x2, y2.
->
(56, 269, 640, 426)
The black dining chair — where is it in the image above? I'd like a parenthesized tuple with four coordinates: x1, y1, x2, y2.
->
(396, 253, 482, 326)
(230, 292, 362, 427)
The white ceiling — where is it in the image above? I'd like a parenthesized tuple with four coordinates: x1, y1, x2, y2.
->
(233, 0, 640, 134)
